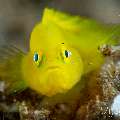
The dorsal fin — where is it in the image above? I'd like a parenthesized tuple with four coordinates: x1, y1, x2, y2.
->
(42, 8, 83, 31)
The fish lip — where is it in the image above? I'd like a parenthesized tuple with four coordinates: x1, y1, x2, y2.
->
(46, 66, 60, 71)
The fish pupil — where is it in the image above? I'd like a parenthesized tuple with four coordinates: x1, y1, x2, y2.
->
(65, 50, 68, 58)
(34, 53, 39, 62)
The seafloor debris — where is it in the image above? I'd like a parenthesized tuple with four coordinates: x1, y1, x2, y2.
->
(19, 101, 51, 120)
(111, 94, 120, 117)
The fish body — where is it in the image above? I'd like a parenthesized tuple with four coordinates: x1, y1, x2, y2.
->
(1, 8, 120, 96)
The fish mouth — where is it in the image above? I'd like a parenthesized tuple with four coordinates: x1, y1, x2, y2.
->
(46, 66, 60, 71)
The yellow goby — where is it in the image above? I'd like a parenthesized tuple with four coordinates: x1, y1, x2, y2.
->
(1, 8, 120, 96)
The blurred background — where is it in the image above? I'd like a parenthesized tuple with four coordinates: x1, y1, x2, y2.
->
(0, 0, 120, 52)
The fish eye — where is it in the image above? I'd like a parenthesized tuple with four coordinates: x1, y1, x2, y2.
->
(33, 52, 42, 67)
(64, 50, 71, 58)
(34, 53, 39, 62)
(60, 43, 72, 62)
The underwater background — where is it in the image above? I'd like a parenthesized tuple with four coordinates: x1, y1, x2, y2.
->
(0, 0, 120, 120)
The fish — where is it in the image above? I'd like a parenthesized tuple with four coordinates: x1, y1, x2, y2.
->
(1, 8, 120, 96)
